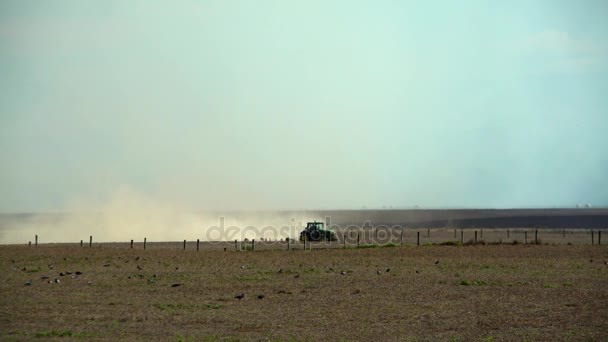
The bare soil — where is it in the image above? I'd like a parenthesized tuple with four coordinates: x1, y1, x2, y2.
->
(2, 244, 608, 341)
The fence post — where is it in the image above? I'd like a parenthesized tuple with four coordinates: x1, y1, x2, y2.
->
(460, 230, 463, 244)
(183, 240, 186, 250)
(130, 240, 133, 249)
(599, 231, 602, 245)
(144, 238, 147, 250)
(475, 231, 478, 244)
(507, 229, 510, 239)
(592, 230, 595, 245)
(287, 238, 290, 251)
(252, 239, 255, 251)
(80, 240, 83, 247)
(89, 236, 92, 248)
(234, 239, 238, 251)
(535, 230, 538, 244)
(454, 229, 456, 239)
(400, 230, 404, 246)
(35, 235, 38, 247)
(197, 239, 200, 251)
(417, 231, 420, 246)
(343, 234, 346, 248)
(524, 231, 527, 244)
(29, 241, 31, 247)
(357, 233, 360, 248)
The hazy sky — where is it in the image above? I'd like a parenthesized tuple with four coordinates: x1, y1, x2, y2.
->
(1, 0, 607, 211)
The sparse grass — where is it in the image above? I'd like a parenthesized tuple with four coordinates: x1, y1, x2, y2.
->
(437, 240, 462, 246)
(35, 330, 97, 338)
(35, 330, 74, 337)
(356, 244, 379, 248)
(156, 303, 223, 313)
(1, 244, 607, 341)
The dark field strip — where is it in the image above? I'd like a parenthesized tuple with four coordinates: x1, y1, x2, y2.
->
(317, 208, 608, 228)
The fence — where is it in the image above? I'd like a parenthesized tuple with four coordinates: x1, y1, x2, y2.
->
(24, 228, 606, 251)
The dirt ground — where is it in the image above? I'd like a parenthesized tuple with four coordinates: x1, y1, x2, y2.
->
(1, 244, 608, 341)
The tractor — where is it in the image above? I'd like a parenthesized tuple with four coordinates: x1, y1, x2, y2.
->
(299, 221, 337, 242)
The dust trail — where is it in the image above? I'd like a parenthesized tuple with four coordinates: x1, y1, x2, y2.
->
(0, 187, 322, 244)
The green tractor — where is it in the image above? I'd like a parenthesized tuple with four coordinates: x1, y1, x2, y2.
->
(299, 221, 337, 242)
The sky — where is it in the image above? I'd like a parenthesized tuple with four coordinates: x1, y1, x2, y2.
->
(1, 0, 607, 212)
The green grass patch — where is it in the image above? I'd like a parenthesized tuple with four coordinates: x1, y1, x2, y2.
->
(437, 240, 462, 246)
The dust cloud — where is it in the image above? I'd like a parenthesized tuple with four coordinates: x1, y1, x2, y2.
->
(0, 187, 321, 244)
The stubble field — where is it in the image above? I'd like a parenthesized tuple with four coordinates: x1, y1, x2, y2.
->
(1, 243, 608, 341)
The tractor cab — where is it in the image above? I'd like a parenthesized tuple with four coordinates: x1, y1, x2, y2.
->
(299, 221, 337, 241)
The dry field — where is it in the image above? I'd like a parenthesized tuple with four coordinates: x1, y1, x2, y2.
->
(1, 243, 608, 341)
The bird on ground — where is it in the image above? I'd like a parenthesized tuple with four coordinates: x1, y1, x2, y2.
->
(235, 293, 245, 300)
(137, 265, 143, 270)
(294, 274, 300, 279)
(386, 268, 391, 273)
(278, 268, 283, 273)
(54, 278, 60, 284)
(341, 271, 347, 275)
(377, 270, 381, 275)
(24, 281, 32, 286)
(171, 283, 181, 287)
(434, 260, 439, 265)
(257, 295, 265, 299)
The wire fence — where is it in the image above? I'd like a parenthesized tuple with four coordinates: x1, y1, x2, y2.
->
(24, 228, 606, 250)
